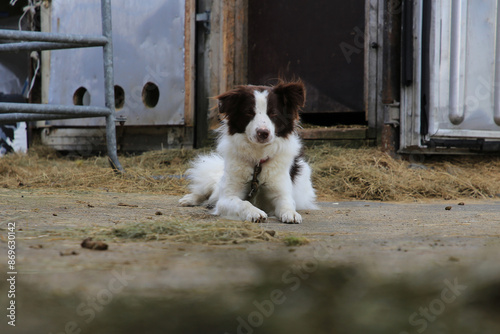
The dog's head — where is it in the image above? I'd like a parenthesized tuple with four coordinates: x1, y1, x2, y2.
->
(216, 80, 306, 144)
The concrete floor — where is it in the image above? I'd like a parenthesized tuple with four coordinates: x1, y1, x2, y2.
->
(1, 189, 499, 333)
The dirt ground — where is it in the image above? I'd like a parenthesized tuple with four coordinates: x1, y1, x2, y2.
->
(1, 187, 500, 333)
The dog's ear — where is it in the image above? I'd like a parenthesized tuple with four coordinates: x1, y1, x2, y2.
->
(215, 87, 248, 115)
(272, 80, 306, 112)
(215, 91, 233, 115)
(214, 86, 255, 134)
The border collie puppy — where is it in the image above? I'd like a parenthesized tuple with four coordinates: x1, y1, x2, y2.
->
(179, 80, 317, 224)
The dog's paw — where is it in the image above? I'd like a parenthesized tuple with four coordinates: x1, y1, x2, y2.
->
(179, 194, 201, 207)
(280, 211, 302, 224)
(243, 207, 268, 223)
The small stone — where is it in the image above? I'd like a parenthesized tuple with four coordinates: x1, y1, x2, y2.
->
(81, 237, 108, 251)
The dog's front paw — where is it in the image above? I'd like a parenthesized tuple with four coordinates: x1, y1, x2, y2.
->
(280, 211, 302, 224)
(243, 207, 268, 223)
(179, 194, 201, 207)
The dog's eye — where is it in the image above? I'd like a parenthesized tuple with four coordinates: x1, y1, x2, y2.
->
(268, 109, 279, 118)
(244, 109, 255, 116)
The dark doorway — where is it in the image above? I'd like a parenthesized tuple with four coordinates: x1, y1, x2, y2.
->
(248, 0, 366, 126)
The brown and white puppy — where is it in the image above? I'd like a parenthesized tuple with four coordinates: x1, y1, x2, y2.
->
(179, 80, 317, 223)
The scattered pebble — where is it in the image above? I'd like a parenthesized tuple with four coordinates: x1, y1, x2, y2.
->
(81, 237, 108, 251)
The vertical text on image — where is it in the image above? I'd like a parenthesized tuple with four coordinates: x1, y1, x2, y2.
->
(6, 221, 17, 327)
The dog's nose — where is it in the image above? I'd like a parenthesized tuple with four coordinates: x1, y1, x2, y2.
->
(256, 128, 270, 141)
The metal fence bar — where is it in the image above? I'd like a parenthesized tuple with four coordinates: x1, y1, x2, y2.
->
(0, 41, 101, 52)
(0, 29, 107, 45)
(0, 0, 124, 172)
(0, 103, 111, 115)
(101, 0, 123, 172)
(0, 113, 109, 123)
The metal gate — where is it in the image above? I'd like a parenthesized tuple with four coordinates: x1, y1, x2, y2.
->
(401, 0, 500, 153)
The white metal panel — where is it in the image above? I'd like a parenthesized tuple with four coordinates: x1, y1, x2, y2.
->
(428, 0, 500, 139)
(44, 0, 186, 126)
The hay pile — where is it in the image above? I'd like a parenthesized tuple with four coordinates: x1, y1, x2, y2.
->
(1, 145, 500, 201)
(0, 145, 196, 195)
(308, 146, 500, 201)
